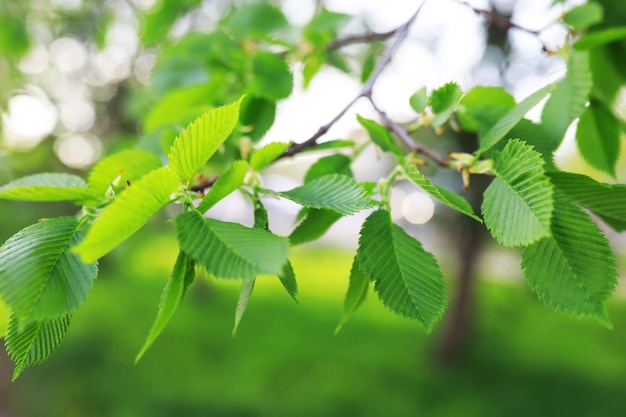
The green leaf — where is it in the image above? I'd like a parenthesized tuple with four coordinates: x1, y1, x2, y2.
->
(540, 51, 592, 151)
(136, 251, 196, 361)
(176, 211, 290, 280)
(456, 86, 516, 134)
(0, 173, 91, 203)
(278, 261, 298, 303)
(222, 3, 288, 39)
(335, 257, 369, 334)
(253, 200, 269, 230)
(250, 142, 290, 171)
(574, 26, 626, 49)
(563, 3, 603, 29)
(289, 209, 343, 245)
(409, 87, 428, 114)
(477, 82, 557, 154)
(239, 97, 276, 142)
(398, 158, 482, 222)
(279, 174, 377, 215)
(507, 119, 555, 167)
(356, 115, 402, 155)
(521, 195, 617, 326)
(357, 210, 446, 332)
(304, 154, 352, 183)
(299, 140, 355, 153)
(361, 42, 384, 83)
(0, 217, 97, 320)
(6, 314, 71, 380)
(302, 51, 325, 88)
(0, 298, 10, 338)
(88, 149, 163, 197)
(196, 160, 249, 213)
(143, 83, 213, 133)
(548, 171, 626, 231)
(250, 52, 293, 101)
(576, 100, 621, 178)
(168, 97, 243, 180)
(430, 82, 463, 127)
(481, 139, 553, 247)
(232, 278, 256, 337)
(74, 167, 181, 263)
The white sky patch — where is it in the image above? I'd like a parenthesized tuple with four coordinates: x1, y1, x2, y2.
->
(2, 89, 57, 150)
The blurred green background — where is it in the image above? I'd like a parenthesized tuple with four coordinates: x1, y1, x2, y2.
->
(2, 0, 626, 416)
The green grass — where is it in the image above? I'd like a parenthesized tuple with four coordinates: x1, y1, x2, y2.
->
(5, 233, 626, 417)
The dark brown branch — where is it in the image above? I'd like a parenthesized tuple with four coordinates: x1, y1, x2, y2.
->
(456, 1, 541, 36)
(326, 29, 397, 51)
(368, 98, 450, 167)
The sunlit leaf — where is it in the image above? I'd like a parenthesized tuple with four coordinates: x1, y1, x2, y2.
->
(357, 115, 402, 155)
(409, 87, 428, 114)
(196, 160, 249, 213)
(430, 82, 462, 127)
(0, 173, 91, 203)
(88, 149, 163, 197)
(250, 142, 290, 171)
(457, 86, 515, 134)
(575, 100, 621, 178)
(335, 257, 369, 334)
(304, 154, 352, 183)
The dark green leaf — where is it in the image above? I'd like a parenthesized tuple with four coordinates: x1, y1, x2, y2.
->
(289, 209, 343, 246)
(239, 97, 276, 142)
(576, 100, 621, 178)
(250, 52, 293, 101)
(196, 161, 249, 213)
(356, 115, 402, 155)
(278, 261, 298, 303)
(304, 154, 352, 183)
(336, 257, 369, 334)
(232, 278, 255, 337)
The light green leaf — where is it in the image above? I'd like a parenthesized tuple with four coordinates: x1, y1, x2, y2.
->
(409, 87, 428, 114)
(6, 314, 71, 380)
(0, 173, 91, 203)
(233, 278, 256, 337)
(399, 158, 482, 222)
(250, 142, 290, 171)
(548, 171, 626, 231)
(0, 217, 97, 320)
(335, 257, 369, 334)
(300, 140, 354, 153)
(196, 160, 249, 213)
(430, 82, 462, 127)
(223, 3, 288, 39)
(176, 211, 290, 280)
(576, 100, 621, 178)
(456, 86, 515, 134)
(563, 3, 603, 29)
(304, 154, 352, 183)
(0, 298, 10, 338)
(289, 209, 343, 245)
(477, 82, 557, 154)
(481, 139, 553, 247)
(521, 195, 617, 326)
(279, 174, 377, 215)
(250, 52, 293, 101)
(541, 51, 592, 151)
(356, 115, 402, 155)
(168, 97, 243, 180)
(74, 167, 181, 263)
(143, 83, 213, 133)
(278, 261, 298, 303)
(357, 210, 446, 332)
(88, 149, 163, 197)
(574, 27, 626, 50)
(136, 251, 196, 362)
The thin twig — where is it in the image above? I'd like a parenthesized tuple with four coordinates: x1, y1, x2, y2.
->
(368, 98, 450, 167)
(326, 29, 396, 51)
(456, 0, 541, 36)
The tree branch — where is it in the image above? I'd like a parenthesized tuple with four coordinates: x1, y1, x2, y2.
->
(326, 29, 396, 51)
(456, 0, 540, 36)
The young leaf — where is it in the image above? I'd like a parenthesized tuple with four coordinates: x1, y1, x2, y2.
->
(576, 100, 621, 178)
(233, 278, 256, 337)
(335, 257, 369, 334)
(541, 51, 592, 151)
(74, 167, 181, 263)
(279, 174, 377, 215)
(574, 26, 626, 49)
(5, 314, 71, 380)
(409, 87, 428, 114)
(250, 142, 290, 171)
(430, 82, 462, 127)
(477, 82, 557, 154)
(168, 97, 243, 180)
(88, 149, 163, 197)
(289, 209, 343, 246)
(481, 139, 553, 247)
(0, 173, 91, 202)
(196, 160, 249, 213)
(521, 195, 617, 326)
(548, 171, 626, 231)
(136, 251, 196, 362)
(456, 86, 515, 134)
(563, 3, 603, 29)
(356, 210, 446, 332)
(250, 52, 293, 101)
(356, 115, 402, 155)
(304, 154, 352, 183)
(176, 211, 289, 280)
(0, 299, 10, 338)
(398, 158, 482, 222)
(278, 261, 298, 303)
(0, 217, 98, 320)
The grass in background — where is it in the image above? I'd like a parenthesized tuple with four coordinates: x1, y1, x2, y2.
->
(5, 231, 626, 417)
